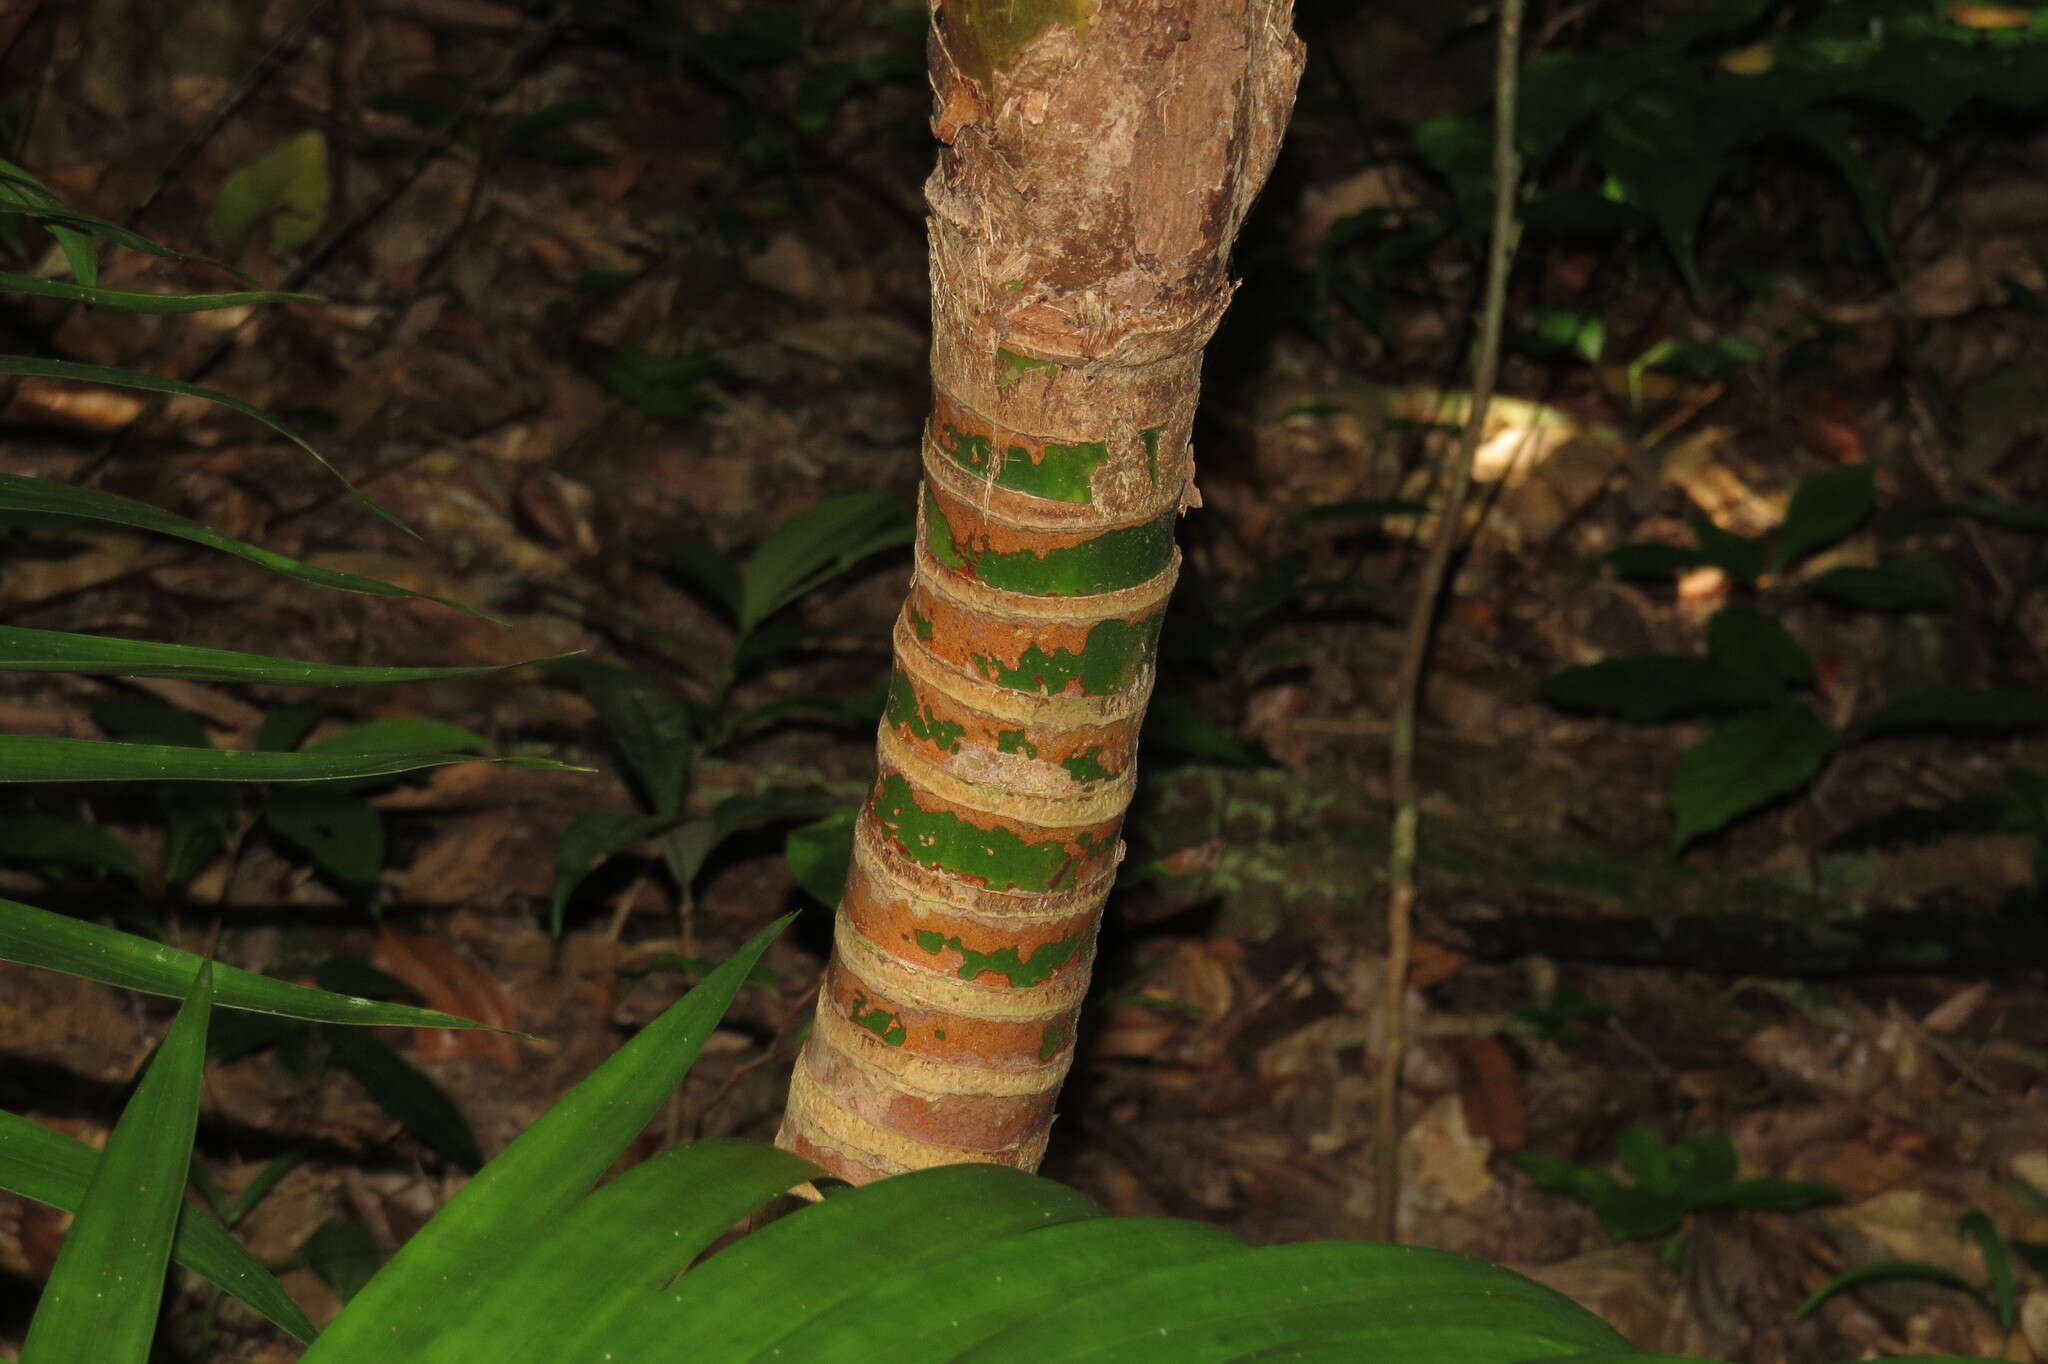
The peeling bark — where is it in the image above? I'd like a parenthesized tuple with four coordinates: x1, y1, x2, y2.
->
(777, 0, 1302, 1182)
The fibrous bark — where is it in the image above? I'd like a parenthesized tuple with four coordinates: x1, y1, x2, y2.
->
(777, 0, 1302, 1183)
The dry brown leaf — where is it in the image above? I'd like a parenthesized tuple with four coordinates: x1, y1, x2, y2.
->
(370, 930, 522, 1067)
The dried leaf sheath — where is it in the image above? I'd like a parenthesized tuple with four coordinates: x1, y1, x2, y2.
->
(777, 0, 1302, 1181)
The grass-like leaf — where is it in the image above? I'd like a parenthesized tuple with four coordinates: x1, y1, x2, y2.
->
(0, 472, 486, 619)
(0, 733, 512, 782)
(19, 963, 212, 1364)
(0, 625, 539, 684)
(0, 894, 509, 1032)
(0, 270, 315, 312)
(0, 1109, 315, 1343)
(298, 913, 792, 1361)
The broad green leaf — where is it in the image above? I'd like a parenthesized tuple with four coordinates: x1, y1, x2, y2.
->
(1603, 542, 1709, 579)
(403, 1140, 818, 1361)
(94, 692, 210, 747)
(0, 271, 315, 312)
(787, 804, 858, 907)
(1706, 607, 1813, 687)
(300, 914, 792, 1361)
(1541, 655, 1777, 721)
(1860, 688, 2048, 735)
(1773, 465, 1875, 573)
(767, 1215, 1244, 1362)
(1670, 701, 1835, 848)
(1590, 1185, 1694, 1242)
(604, 1164, 1108, 1359)
(211, 131, 330, 251)
(20, 963, 212, 1364)
(0, 814, 139, 878)
(0, 733, 504, 782)
(325, 1029, 482, 1170)
(1614, 1124, 1675, 1188)
(0, 624, 527, 685)
(257, 704, 325, 752)
(265, 789, 384, 885)
(1687, 512, 1764, 584)
(548, 810, 681, 934)
(0, 471, 465, 612)
(740, 490, 911, 631)
(1805, 561, 1953, 611)
(1797, 1258, 1986, 1318)
(0, 1109, 316, 1343)
(950, 1238, 1629, 1362)
(1662, 1131, 1737, 1190)
(548, 657, 693, 816)
(0, 894, 502, 1031)
(1510, 1151, 1623, 1205)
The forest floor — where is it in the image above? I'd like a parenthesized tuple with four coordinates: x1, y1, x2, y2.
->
(2, 2, 2046, 1362)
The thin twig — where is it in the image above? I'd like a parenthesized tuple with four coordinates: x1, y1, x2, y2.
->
(1369, 0, 1525, 1245)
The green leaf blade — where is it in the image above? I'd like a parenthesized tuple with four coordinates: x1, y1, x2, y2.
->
(1670, 702, 1836, 849)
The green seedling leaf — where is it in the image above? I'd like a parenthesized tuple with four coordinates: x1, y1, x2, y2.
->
(1604, 542, 1710, 579)
(1706, 607, 1814, 687)
(1960, 1210, 2016, 1332)
(1615, 1124, 1675, 1188)
(1774, 465, 1875, 573)
(787, 804, 858, 907)
(0, 815, 139, 879)
(0, 894, 505, 1032)
(160, 786, 239, 889)
(211, 131, 330, 251)
(299, 914, 792, 1361)
(0, 271, 316, 312)
(549, 657, 693, 816)
(1699, 1176, 1841, 1214)
(0, 1110, 315, 1343)
(298, 1218, 383, 1304)
(0, 734, 504, 782)
(549, 810, 681, 935)
(1541, 655, 1779, 721)
(0, 624, 532, 685)
(665, 537, 745, 620)
(220, 1148, 311, 1227)
(1798, 1258, 1987, 1319)
(1512, 1152, 1624, 1205)
(326, 1029, 483, 1170)
(1671, 701, 1835, 848)
(94, 692, 210, 747)
(0, 471, 465, 612)
(602, 344, 720, 422)
(0, 362, 418, 538)
(740, 490, 911, 631)
(20, 963, 211, 1364)
(1521, 307, 1606, 363)
(1687, 512, 1765, 584)
(1860, 688, 2048, 735)
(265, 789, 384, 886)
(258, 704, 325, 752)
(1805, 561, 1954, 611)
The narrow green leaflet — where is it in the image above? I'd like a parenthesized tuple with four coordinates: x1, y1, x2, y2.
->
(549, 810, 682, 934)
(1960, 1210, 2016, 1332)
(0, 362, 415, 537)
(0, 157, 197, 279)
(325, 1030, 483, 1170)
(1798, 1258, 1986, 1319)
(0, 271, 315, 312)
(740, 491, 912, 631)
(0, 472, 478, 616)
(786, 805, 858, 907)
(404, 1140, 819, 1361)
(1670, 702, 1835, 849)
(0, 813, 139, 877)
(0, 1109, 315, 1343)
(0, 894, 503, 1031)
(20, 964, 212, 1364)
(0, 733, 519, 782)
(548, 657, 693, 816)
(0, 625, 528, 685)
(300, 914, 793, 1362)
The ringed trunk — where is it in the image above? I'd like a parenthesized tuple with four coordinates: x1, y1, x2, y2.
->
(777, 0, 1302, 1182)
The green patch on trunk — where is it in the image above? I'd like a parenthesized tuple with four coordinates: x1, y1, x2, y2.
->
(848, 995, 907, 1047)
(972, 614, 1162, 697)
(1061, 748, 1111, 783)
(996, 730, 1038, 758)
(935, 424, 1102, 504)
(912, 928, 1087, 988)
(886, 672, 964, 752)
(876, 773, 1099, 892)
(1038, 1018, 1073, 1061)
(928, 508, 1174, 597)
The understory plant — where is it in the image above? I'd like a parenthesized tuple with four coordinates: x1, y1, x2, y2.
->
(1542, 464, 2048, 851)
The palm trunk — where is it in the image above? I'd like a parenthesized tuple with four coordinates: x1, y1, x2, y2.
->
(777, 0, 1301, 1183)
